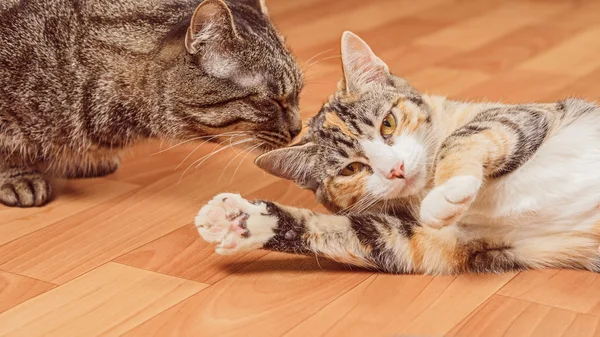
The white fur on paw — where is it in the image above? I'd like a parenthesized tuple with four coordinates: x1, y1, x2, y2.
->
(195, 193, 277, 255)
(420, 176, 481, 229)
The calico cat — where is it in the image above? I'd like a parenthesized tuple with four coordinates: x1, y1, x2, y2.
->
(195, 32, 600, 274)
(0, 0, 302, 207)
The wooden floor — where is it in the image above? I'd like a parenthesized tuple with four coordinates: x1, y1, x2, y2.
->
(2, 0, 600, 336)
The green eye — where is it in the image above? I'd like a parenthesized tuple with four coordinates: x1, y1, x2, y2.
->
(340, 162, 366, 176)
(381, 113, 397, 138)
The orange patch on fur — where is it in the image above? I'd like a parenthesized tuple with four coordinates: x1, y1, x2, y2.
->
(324, 171, 370, 210)
(480, 129, 509, 173)
(435, 138, 486, 185)
(409, 233, 425, 271)
(324, 111, 355, 138)
(393, 98, 429, 134)
(411, 228, 463, 273)
(394, 101, 414, 133)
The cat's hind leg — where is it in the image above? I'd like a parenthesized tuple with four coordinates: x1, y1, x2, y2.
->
(0, 166, 52, 207)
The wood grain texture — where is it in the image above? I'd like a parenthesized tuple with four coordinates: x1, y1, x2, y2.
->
(448, 295, 600, 337)
(0, 263, 206, 337)
(1, 0, 600, 335)
(0, 152, 277, 284)
(124, 254, 372, 337)
(498, 270, 600, 315)
(115, 224, 269, 285)
(0, 271, 55, 314)
(286, 273, 516, 336)
(0, 179, 139, 246)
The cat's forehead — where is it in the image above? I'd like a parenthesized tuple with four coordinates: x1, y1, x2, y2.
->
(311, 90, 396, 139)
(307, 87, 427, 163)
(227, 3, 303, 97)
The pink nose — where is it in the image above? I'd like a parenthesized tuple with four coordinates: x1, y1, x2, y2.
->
(387, 162, 405, 179)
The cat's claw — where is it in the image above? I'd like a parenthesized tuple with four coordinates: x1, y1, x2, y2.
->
(195, 193, 277, 255)
(420, 176, 481, 229)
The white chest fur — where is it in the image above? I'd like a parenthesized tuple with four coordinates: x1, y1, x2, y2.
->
(467, 112, 600, 232)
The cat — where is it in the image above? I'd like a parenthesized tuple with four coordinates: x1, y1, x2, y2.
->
(195, 31, 600, 275)
(0, 0, 302, 208)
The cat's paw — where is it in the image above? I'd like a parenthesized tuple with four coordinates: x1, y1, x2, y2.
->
(195, 193, 277, 255)
(0, 171, 52, 207)
(419, 176, 481, 229)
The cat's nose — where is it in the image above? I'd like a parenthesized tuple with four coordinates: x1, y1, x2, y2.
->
(387, 162, 405, 180)
(288, 124, 302, 140)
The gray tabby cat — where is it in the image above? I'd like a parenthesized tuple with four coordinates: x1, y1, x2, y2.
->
(0, 0, 302, 207)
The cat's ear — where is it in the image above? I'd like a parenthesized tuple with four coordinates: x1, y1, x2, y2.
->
(255, 142, 319, 190)
(340, 31, 391, 94)
(185, 0, 237, 54)
(237, 0, 269, 16)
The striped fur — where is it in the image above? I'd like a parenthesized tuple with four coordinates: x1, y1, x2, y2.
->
(0, 0, 302, 207)
(197, 32, 600, 275)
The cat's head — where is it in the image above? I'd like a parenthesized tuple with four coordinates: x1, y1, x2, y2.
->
(181, 0, 302, 149)
(255, 32, 438, 211)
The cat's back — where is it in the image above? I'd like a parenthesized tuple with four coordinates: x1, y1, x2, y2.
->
(0, 0, 76, 66)
(0, 0, 197, 110)
(0, 0, 197, 67)
(0, 0, 82, 114)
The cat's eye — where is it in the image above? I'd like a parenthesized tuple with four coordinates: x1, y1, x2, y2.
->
(271, 98, 286, 110)
(340, 162, 366, 176)
(380, 113, 397, 138)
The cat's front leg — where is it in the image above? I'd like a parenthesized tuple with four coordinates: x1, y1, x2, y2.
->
(0, 165, 52, 207)
(196, 193, 534, 274)
(419, 176, 481, 229)
(195, 193, 422, 273)
(420, 108, 549, 229)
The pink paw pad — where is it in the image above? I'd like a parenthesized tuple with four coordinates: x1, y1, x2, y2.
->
(221, 239, 238, 249)
(210, 226, 225, 234)
(207, 209, 224, 222)
(224, 197, 238, 209)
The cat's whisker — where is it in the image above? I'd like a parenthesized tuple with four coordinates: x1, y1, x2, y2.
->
(193, 138, 254, 170)
(229, 142, 264, 185)
(175, 142, 204, 171)
(152, 131, 247, 156)
(339, 192, 377, 215)
(304, 54, 342, 73)
(353, 195, 379, 214)
(302, 48, 335, 69)
(304, 54, 342, 70)
(218, 140, 260, 182)
(178, 138, 253, 184)
(175, 134, 244, 170)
